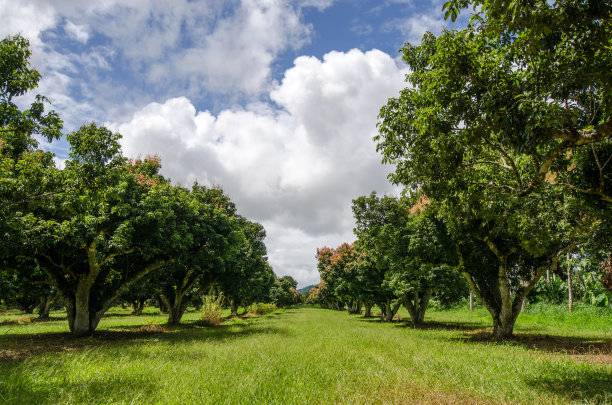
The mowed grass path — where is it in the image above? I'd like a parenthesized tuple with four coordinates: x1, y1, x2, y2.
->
(0, 306, 610, 404)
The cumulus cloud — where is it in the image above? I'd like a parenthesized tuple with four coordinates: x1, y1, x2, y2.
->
(1, 0, 322, 129)
(111, 49, 407, 286)
(0, 0, 56, 50)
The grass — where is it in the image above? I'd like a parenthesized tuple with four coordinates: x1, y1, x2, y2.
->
(0, 304, 610, 404)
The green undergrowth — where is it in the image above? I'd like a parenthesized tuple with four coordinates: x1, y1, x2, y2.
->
(0, 306, 610, 404)
(426, 303, 612, 337)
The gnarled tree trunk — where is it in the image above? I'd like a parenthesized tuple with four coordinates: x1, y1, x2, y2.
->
(380, 300, 400, 322)
(37, 291, 58, 319)
(160, 294, 189, 326)
(461, 240, 554, 339)
(40, 239, 168, 336)
(347, 300, 362, 315)
(403, 287, 432, 326)
(230, 299, 239, 317)
(132, 299, 145, 315)
(364, 302, 373, 317)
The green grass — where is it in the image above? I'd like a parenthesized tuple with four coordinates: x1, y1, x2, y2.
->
(0, 305, 610, 404)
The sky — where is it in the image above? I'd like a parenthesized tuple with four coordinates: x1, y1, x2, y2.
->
(2, 0, 468, 287)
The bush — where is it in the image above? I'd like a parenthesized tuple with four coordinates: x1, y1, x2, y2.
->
(246, 302, 277, 315)
(201, 294, 224, 325)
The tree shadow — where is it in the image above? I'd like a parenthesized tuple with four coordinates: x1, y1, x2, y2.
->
(399, 320, 487, 332)
(0, 368, 160, 404)
(525, 365, 612, 404)
(0, 320, 287, 364)
(454, 331, 612, 357)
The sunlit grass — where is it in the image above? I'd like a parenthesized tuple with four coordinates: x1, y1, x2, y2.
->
(0, 305, 610, 404)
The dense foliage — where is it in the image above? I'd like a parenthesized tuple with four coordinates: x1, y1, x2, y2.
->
(373, 0, 611, 337)
(0, 35, 289, 335)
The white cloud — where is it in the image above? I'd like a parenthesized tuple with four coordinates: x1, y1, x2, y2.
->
(2, 0, 318, 129)
(0, 0, 57, 48)
(386, 14, 445, 44)
(297, 0, 336, 11)
(64, 20, 88, 43)
(111, 49, 407, 286)
(174, 0, 311, 95)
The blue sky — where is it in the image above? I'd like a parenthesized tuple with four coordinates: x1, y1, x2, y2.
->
(2, 0, 468, 287)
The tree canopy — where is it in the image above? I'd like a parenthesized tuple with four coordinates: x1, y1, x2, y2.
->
(0, 34, 282, 334)
(374, 0, 611, 337)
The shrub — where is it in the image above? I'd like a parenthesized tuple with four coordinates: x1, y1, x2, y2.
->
(246, 302, 277, 315)
(201, 294, 224, 325)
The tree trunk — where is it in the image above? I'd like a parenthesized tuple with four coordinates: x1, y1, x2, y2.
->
(157, 298, 167, 313)
(492, 314, 515, 338)
(38, 292, 57, 319)
(403, 288, 432, 326)
(463, 240, 553, 339)
(65, 295, 76, 333)
(469, 291, 474, 312)
(132, 299, 145, 315)
(72, 278, 95, 336)
(381, 300, 400, 322)
(364, 302, 372, 318)
(230, 299, 238, 317)
(347, 301, 361, 314)
(567, 253, 573, 313)
(161, 294, 187, 326)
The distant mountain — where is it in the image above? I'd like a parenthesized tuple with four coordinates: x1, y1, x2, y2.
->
(297, 284, 316, 294)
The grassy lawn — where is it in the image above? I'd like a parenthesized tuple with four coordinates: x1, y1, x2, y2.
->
(0, 305, 610, 404)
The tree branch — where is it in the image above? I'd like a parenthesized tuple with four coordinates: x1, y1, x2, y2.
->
(482, 137, 523, 189)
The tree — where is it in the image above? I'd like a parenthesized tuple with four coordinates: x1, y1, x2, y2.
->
(0, 35, 62, 160)
(306, 280, 336, 309)
(375, 0, 611, 337)
(270, 275, 302, 308)
(20, 126, 184, 336)
(0, 34, 64, 320)
(328, 243, 363, 314)
(153, 185, 238, 325)
(218, 217, 274, 316)
(353, 192, 459, 325)
(377, 0, 612, 203)
(1, 261, 57, 317)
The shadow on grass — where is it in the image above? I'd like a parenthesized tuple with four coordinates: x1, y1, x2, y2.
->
(356, 317, 488, 334)
(0, 315, 67, 325)
(0, 368, 160, 405)
(402, 320, 487, 332)
(454, 330, 612, 357)
(525, 365, 612, 404)
(0, 319, 287, 364)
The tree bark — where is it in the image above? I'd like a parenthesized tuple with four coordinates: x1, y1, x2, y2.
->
(469, 291, 474, 312)
(230, 299, 238, 317)
(403, 288, 432, 326)
(462, 240, 553, 339)
(160, 294, 188, 326)
(38, 292, 57, 319)
(72, 278, 95, 336)
(364, 302, 372, 318)
(567, 253, 573, 313)
(381, 300, 400, 322)
(132, 299, 145, 315)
